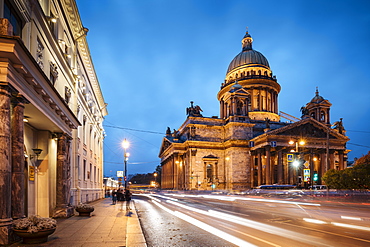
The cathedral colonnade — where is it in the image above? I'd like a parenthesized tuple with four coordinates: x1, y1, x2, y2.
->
(250, 144, 346, 187)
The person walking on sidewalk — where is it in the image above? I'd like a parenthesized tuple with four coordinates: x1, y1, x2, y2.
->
(124, 189, 132, 211)
(112, 189, 117, 205)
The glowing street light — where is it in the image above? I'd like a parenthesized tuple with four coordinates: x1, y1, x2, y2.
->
(154, 172, 157, 188)
(122, 139, 130, 189)
(289, 139, 305, 186)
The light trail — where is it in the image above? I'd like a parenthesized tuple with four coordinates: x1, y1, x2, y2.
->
(165, 200, 316, 245)
(303, 218, 327, 224)
(167, 193, 321, 206)
(152, 200, 257, 247)
(341, 216, 363, 221)
(331, 222, 370, 231)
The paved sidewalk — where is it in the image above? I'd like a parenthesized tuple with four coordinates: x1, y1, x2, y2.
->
(10, 198, 146, 247)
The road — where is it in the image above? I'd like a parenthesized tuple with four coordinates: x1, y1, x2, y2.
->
(134, 192, 370, 247)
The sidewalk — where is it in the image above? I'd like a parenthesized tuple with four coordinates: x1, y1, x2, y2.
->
(10, 198, 147, 247)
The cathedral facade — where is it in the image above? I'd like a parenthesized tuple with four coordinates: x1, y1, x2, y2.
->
(159, 31, 349, 191)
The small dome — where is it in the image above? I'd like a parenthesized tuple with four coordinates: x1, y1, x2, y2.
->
(227, 31, 270, 74)
(311, 87, 325, 103)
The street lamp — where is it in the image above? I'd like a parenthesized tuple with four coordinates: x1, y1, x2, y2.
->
(289, 139, 305, 186)
(153, 172, 157, 188)
(122, 139, 130, 190)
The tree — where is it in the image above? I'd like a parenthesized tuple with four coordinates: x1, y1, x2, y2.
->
(323, 152, 370, 190)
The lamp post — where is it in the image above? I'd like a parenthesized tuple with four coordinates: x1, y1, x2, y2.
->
(153, 172, 157, 188)
(122, 139, 130, 190)
(289, 139, 305, 186)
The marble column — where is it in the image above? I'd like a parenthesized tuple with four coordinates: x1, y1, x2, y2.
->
(11, 95, 26, 219)
(0, 84, 12, 245)
(53, 134, 73, 218)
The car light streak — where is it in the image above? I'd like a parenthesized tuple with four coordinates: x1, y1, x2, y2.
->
(331, 222, 370, 231)
(341, 216, 363, 221)
(235, 197, 321, 206)
(142, 194, 161, 203)
(165, 193, 320, 206)
(152, 200, 257, 247)
(166, 200, 314, 244)
(153, 194, 179, 201)
(222, 225, 282, 247)
(303, 218, 327, 224)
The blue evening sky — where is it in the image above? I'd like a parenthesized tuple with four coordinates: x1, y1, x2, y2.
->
(76, 0, 370, 177)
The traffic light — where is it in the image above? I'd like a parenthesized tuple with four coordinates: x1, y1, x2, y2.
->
(313, 172, 318, 181)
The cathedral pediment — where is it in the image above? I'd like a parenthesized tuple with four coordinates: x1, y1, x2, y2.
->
(233, 87, 250, 95)
(158, 138, 172, 156)
(267, 118, 346, 140)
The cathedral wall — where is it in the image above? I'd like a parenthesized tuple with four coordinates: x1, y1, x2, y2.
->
(226, 147, 251, 190)
(194, 125, 223, 142)
(224, 123, 253, 141)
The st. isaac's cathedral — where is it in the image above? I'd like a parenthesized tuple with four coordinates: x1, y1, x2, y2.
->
(159, 30, 349, 191)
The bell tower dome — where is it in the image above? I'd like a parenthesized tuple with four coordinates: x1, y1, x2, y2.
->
(217, 30, 281, 121)
(303, 87, 332, 126)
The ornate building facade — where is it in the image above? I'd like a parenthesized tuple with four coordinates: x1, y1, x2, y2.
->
(0, 0, 107, 244)
(159, 31, 349, 191)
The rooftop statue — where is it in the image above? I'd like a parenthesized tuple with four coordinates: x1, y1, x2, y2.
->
(332, 118, 345, 134)
(186, 101, 203, 117)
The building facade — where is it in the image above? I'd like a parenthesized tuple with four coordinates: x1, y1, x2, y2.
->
(0, 0, 107, 244)
(159, 31, 349, 191)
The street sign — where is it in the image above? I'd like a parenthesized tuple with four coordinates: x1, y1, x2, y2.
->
(304, 161, 310, 168)
(287, 154, 294, 162)
(117, 171, 124, 177)
(304, 168, 310, 182)
(249, 141, 254, 147)
(270, 141, 277, 147)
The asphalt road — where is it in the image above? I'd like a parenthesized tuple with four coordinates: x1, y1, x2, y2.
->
(134, 193, 370, 247)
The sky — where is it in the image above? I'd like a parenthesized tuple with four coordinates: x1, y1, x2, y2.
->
(76, 0, 370, 177)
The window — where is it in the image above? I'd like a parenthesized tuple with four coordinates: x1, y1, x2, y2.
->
(77, 156, 80, 179)
(4, 0, 22, 36)
(320, 111, 325, 122)
(83, 159, 86, 180)
(206, 164, 213, 183)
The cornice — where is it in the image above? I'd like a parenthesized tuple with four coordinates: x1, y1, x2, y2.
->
(60, 0, 107, 116)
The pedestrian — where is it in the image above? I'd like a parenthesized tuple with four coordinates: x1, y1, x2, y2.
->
(124, 189, 132, 210)
(112, 189, 117, 205)
(117, 188, 124, 202)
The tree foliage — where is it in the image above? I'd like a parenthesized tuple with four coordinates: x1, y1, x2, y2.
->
(323, 152, 370, 190)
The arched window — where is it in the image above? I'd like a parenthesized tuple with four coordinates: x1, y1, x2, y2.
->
(237, 100, 243, 115)
(320, 111, 325, 122)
